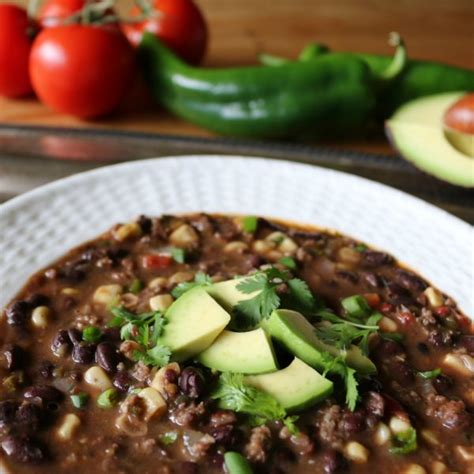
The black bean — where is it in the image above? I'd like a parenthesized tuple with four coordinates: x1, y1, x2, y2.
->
(103, 327, 121, 342)
(209, 453, 224, 468)
(95, 342, 119, 373)
(394, 269, 427, 292)
(24, 385, 63, 405)
(390, 360, 414, 385)
(363, 391, 385, 418)
(417, 342, 429, 354)
(363, 251, 394, 268)
(137, 215, 152, 234)
(362, 272, 382, 288)
(164, 368, 178, 384)
(179, 462, 199, 474)
(341, 409, 366, 435)
(209, 424, 237, 446)
(38, 360, 55, 379)
(51, 330, 72, 356)
(5, 301, 30, 327)
(1, 436, 45, 463)
(58, 262, 86, 282)
(433, 374, 454, 395)
(321, 449, 344, 474)
(375, 339, 403, 357)
(0, 400, 19, 429)
(15, 403, 44, 431)
(385, 282, 416, 306)
(113, 371, 132, 392)
(25, 294, 50, 308)
(67, 328, 83, 345)
(178, 367, 205, 398)
(106, 248, 129, 265)
(72, 343, 96, 365)
(457, 335, 474, 354)
(3, 344, 27, 371)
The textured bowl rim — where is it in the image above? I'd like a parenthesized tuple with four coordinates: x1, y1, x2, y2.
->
(0, 155, 472, 316)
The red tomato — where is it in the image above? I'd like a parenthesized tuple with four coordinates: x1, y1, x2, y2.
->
(39, 0, 86, 27)
(142, 254, 173, 270)
(122, 0, 207, 65)
(29, 25, 136, 118)
(0, 4, 35, 98)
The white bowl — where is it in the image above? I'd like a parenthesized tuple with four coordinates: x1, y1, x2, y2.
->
(0, 156, 472, 316)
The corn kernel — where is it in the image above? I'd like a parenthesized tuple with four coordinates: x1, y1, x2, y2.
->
(344, 441, 369, 463)
(31, 306, 50, 329)
(138, 387, 167, 420)
(57, 414, 81, 441)
(224, 241, 249, 253)
(149, 294, 174, 312)
(84, 366, 112, 391)
(93, 284, 122, 305)
(113, 222, 142, 242)
(374, 422, 391, 445)
(169, 224, 198, 247)
(389, 416, 411, 434)
(423, 287, 443, 308)
(403, 464, 426, 474)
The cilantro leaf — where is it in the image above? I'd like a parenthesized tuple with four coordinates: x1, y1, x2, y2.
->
(132, 345, 171, 367)
(390, 427, 417, 455)
(286, 278, 316, 311)
(278, 256, 297, 269)
(171, 272, 212, 298)
(418, 368, 442, 379)
(211, 372, 286, 422)
(344, 367, 359, 411)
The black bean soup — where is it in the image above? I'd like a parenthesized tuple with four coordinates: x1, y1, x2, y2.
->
(0, 214, 472, 474)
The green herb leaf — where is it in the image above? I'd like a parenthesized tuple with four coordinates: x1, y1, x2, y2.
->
(242, 216, 258, 233)
(82, 326, 102, 343)
(160, 432, 178, 445)
(283, 415, 300, 435)
(128, 278, 143, 294)
(354, 244, 367, 253)
(171, 248, 186, 264)
(344, 367, 359, 411)
(97, 388, 119, 409)
(341, 295, 372, 318)
(133, 345, 171, 367)
(171, 272, 212, 298)
(381, 332, 404, 342)
(211, 372, 286, 422)
(390, 427, 417, 455)
(418, 368, 442, 379)
(287, 278, 315, 311)
(70, 392, 89, 409)
(278, 256, 297, 269)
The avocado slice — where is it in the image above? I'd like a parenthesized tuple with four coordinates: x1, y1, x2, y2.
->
(197, 328, 278, 374)
(262, 309, 376, 375)
(386, 92, 474, 187)
(245, 357, 333, 412)
(206, 278, 260, 311)
(159, 287, 231, 361)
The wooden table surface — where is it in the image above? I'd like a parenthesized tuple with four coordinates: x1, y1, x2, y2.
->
(2, 0, 473, 154)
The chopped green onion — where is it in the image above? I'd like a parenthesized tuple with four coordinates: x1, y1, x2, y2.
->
(171, 248, 186, 264)
(390, 427, 417, 455)
(242, 216, 258, 233)
(278, 256, 297, 269)
(354, 244, 368, 253)
(97, 388, 119, 409)
(224, 451, 254, 474)
(341, 295, 371, 318)
(71, 392, 89, 409)
(160, 432, 178, 445)
(418, 368, 442, 379)
(128, 278, 143, 294)
(82, 326, 102, 343)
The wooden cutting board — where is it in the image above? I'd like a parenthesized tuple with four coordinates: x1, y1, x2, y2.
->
(1, 0, 473, 155)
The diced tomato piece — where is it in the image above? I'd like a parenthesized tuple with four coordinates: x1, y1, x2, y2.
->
(363, 293, 381, 309)
(434, 306, 450, 317)
(142, 254, 173, 270)
(397, 311, 415, 326)
(380, 303, 395, 314)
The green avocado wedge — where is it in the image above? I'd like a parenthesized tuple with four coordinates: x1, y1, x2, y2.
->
(159, 287, 230, 361)
(245, 357, 333, 412)
(197, 328, 278, 374)
(206, 278, 259, 312)
(386, 92, 474, 188)
(262, 309, 376, 375)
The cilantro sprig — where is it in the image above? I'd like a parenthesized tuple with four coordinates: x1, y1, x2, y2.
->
(171, 272, 213, 299)
(234, 267, 318, 329)
(390, 427, 417, 455)
(109, 306, 170, 367)
(211, 372, 298, 432)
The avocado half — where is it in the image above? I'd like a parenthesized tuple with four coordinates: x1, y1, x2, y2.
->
(386, 92, 474, 188)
